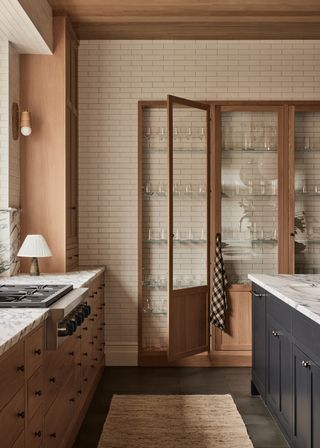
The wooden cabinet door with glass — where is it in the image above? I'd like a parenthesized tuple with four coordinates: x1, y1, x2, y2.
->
(138, 96, 210, 364)
(289, 106, 320, 274)
(211, 105, 284, 365)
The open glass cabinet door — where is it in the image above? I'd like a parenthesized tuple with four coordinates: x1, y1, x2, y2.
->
(167, 95, 211, 362)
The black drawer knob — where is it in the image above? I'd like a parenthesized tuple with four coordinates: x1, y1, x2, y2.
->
(17, 411, 25, 419)
(50, 433, 57, 438)
(49, 377, 56, 383)
(69, 351, 75, 356)
(77, 390, 82, 395)
(77, 362, 82, 367)
(84, 378, 88, 382)
(34, 349, 42, 355)
(34, 431, 42, 438)
(83, 326, 88, 331)
(16, 365, 25, 372)
(83, 352, 88, 356)
(93, 357, 98, 361)
(69, 398, 75, 402)
(35, 390, 42, 396)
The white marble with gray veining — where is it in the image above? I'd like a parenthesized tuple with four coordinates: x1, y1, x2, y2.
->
(249, 273, 320, 325)
(0, 308, 48, 356)
(1, 267, 105, 288)
(0, 267, 105, 356)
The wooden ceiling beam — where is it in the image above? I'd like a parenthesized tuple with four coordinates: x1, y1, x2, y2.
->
(74, 21, 320, 40)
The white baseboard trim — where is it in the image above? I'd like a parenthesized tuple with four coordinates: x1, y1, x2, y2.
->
(105, 343, 138, 366)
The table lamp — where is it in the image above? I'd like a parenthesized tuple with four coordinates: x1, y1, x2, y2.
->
(18, 234, 53, 275)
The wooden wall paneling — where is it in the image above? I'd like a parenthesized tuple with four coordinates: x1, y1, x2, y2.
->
(137, 102, 143, 364)
(278, 105, 290, 274)
(20, 16, 67, 273)
(288, 106, 296, 274)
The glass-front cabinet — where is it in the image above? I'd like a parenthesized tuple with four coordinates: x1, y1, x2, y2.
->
(219, 107, 280, 284)
(292, 108, 320, 274)
(138, 100, 320, 366)
(139, 96, 210, 363)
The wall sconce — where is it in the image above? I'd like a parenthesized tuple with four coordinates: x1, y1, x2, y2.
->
(20, 110, 32, 136)
(12, 104, 32, 139)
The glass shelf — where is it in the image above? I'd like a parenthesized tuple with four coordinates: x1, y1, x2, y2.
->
(296, 148, 320, 153)
(143, 192, 206, 199)
(295, 191, 320, 197)
(143, 311, 167, 316)
(222, 192, 277, 198)
(223, 238, 277, 245)
(143, 239, 207, 244)
(222, 147, 277, 153)
(143, 148, 206, 154)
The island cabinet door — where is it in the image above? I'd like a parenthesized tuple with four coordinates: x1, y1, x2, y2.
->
(293, 344, 320, 448)
(266, 315, 292, 439)
(252, 285, 266, 397)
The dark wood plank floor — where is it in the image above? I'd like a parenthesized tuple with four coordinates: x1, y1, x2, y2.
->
(73, 367, 288, 448)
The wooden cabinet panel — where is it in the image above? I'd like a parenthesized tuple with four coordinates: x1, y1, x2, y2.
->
(0, 342, 25, 411)
(44, 372, 76, 448)
(27, 366, 44, 421)
(26, 405, 44, 448)
(214, 289, 252, 351)
(25, 325, 44, 378)
(0, 387, 25, 448)
(12, 431, 24, 448)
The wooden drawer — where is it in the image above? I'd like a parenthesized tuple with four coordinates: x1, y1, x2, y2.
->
(44, 373, 76, 448)
(25, 326, 44, 379)
(0, 342, 25, 411)
(0, 387, 25, 448)
(27, 367, 44, 421)
(12, 431, 24, 448)
(44, 348, 72, 413)
(26, 405, 43, 448)
(267, 293, 292, 333)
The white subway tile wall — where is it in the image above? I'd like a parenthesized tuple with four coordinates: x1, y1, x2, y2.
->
(78, 40, 320, 364)
(0, 41, 9, 209)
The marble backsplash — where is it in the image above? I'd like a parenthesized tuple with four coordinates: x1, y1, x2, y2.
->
(0, 208, 20, 276)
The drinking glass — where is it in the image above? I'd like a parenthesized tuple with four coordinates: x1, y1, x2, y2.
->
(144, 127, 151, 148)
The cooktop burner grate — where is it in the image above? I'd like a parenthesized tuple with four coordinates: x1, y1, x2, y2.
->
(0, 284, 73, 308)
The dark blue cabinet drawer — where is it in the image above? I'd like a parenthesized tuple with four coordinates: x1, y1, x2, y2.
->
(267, 292, 292, 333)
(292, 311, 320, 365)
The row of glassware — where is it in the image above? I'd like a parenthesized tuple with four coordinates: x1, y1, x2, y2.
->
(224, 179, 278, 196)
(146, 228, 206, 243)
(144, 126, 206, 143)
(142, 275, 207, 289)
(144, 182, 206, 196)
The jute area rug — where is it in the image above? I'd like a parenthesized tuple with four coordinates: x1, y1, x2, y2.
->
(97, 394, 253, 447)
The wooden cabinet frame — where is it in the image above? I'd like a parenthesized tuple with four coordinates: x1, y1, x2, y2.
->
(138, 100, 320, 367)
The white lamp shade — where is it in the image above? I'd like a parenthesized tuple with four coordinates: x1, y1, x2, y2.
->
(18, 235, 52, 258)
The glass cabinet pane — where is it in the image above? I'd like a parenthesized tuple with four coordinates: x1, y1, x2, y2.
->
(141, 106, 168, 352)
(294, 112, 320, 274)
(170, 104, 208, 290)
(221, 111, 278, 284)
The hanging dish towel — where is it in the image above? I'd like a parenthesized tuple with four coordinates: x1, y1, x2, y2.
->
(210, 233, 228, 331)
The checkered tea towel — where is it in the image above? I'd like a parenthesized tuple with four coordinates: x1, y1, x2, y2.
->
(210, 233, 228, 331)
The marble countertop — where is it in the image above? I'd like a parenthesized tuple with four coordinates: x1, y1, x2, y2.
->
(1, 267, 105, 288)
(249, 273, 320, 325)
(0, 309, 48, 356)
(0, 267, 105, 356)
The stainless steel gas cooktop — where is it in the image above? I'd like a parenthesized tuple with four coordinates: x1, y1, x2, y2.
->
(0, 284, 73, 308)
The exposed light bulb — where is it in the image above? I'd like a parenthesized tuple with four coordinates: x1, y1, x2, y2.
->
(21, 126, 32, 136)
